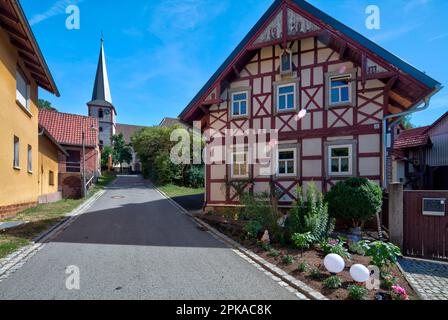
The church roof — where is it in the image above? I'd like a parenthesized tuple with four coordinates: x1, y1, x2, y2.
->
(39, 110, 99, 147)
(179, 0, 441, 123)
(89, 38, 115, 113)
(116, 124, 148, 144)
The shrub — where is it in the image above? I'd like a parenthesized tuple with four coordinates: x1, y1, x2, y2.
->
(281, 255, 294, 265)
(309, 267, 322, 280)
(257, 241, 272, 252)
(267, 249, 280, 257)
(291, 232, 314, 250)
(347, 284, 369, 300)
(349, 241, 367, 256)
(325, 177, 382, 228)
(297, 261, 309, 273)
(240, 192, 279, 235)
(360, 241, 402, 269)
(286, 184, 335, 243)
(185, 165, 204, 188)
(391, 286, 409, 300)
(323, 276, 342, 289)
(244, 220, 263, 239)
(381, 271, 398, 290)
(320, 238, 351, 260)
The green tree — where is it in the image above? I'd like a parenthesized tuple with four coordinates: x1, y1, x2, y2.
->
(401, 115, 414, 129)
(38, 99, 57, 111)
(111, 134, 133, 172)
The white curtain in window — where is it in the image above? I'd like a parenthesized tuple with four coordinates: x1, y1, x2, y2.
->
(16, 70, 28, 109)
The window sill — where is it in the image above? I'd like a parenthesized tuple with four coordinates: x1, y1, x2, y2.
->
(13, 166, 21, 171)
(326, 103, 353, 109)
(275, 108, 298, 115)
(16, 100, 33, 117)
(230, 114, 249, 120)
(28, 170, 33, 174)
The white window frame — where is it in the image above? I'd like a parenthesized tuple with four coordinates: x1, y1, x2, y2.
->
(328, 144, 353, 176)
(230, 151, 249, 179)
(27, 144, 32, 173)
(13, 136, 20, 169)
(277, 148, 297, 176)
(231, 91, 249, 117)
(16, 69, 30, 112)
(276, 83, 296, 112)
(329, 74, 352, 106)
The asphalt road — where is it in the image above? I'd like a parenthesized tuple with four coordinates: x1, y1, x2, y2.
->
(0, 176, 299, 300)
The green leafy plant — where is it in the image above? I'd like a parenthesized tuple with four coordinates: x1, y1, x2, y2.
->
(257, 241, 272, 252)
(360, 241, 402, 269)
(243, 220, 263, 239)
(291, 232, 314, 251)
(381, 271, 398, 290)
(347, 284, 369, 300)
(309, 267, 322, 280)
(349, 241, 367, 256)
(325, 177, 382, 228)
(267, 249, 280, 258)
(240, 192, 280, 238)
(297, 261, 309, 273)
(281, 255, 294, 265)
(323, 276, 342, 289)
(286, 184, 335, 244)
(320, 239, 351, 260)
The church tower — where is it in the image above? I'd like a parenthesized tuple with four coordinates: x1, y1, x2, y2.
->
(88, 37, 116, 148)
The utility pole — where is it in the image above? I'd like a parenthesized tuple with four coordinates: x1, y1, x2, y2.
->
(82, 118, 87, 198)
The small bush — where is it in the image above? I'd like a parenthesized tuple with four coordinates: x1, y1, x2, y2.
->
(381, 271, 398, 290)
(349, 241, 367, 256)
(360, 240, 402, 269)
(281, 255, 294, 265)
(323, 276, 342, 289)
(291, 232, 314, 250)
(320, 239, 351, 260)
(309, 267, 322, 280)
(325, 177, 382, 228)
(267, 249, 280, 257)
(185, 165, 204, 188)
(348, 284, 369, 300)
(244, 220, 263, 239)
(257, 241, 272, 252)
(297, 261, 309, 273)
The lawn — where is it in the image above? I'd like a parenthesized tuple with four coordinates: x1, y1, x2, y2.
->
(157, 184, 204, 198)
(0, 172, 116, 259)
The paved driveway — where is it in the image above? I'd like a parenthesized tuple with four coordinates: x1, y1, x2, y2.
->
(0, 176, 300, 300)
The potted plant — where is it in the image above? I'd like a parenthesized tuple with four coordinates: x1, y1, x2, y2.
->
(325, 178, 382, 241)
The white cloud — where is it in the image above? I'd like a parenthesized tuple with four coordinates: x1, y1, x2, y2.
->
(370, 24, 420, 43)
(404, 0, 432, 13)
(428, 33, 448, 42)
(29, 0, 84, 26)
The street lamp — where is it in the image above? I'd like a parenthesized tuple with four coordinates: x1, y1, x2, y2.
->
(82, 118, 97, 198)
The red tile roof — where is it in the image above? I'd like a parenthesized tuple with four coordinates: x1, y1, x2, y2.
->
(394, 126, 431, 150)
(38, 110, 99, 147)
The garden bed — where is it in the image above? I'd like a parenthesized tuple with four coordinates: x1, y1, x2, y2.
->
(199, 214, 416, 301)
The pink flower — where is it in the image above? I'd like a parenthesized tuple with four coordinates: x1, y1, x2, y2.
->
(328, 239, 339, 246)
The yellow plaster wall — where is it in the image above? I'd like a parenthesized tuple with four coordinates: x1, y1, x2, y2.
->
(38, 134, 59, 197)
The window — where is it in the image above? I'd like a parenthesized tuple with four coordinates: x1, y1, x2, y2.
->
(99, 140, 104, 146)
(328, 145, 352, 175)
(280, 50, 292, 74)
(49, 171, 54, 186)
(329, 75, 351, 105)
(231, 151, 249, 178)
(16, 69, 30, 111)
(277, 84, 296, 111)
(277, 149, 296, 176)
(66, 150, 81, 173)
(99, 126, 103, 132)
(231, 92, 248, 117)
(27, 145, 32, 173)
(13, 136, 19, 169)
(98, 109, 104, 118)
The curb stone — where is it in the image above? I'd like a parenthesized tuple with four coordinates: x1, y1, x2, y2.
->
(0, 189, 106, 283)
(154, 186, 327, 301)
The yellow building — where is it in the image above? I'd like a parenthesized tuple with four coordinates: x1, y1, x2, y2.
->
(0, 1, 59, 218)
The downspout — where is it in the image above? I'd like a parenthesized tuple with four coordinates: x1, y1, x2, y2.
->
(382, 85, 442, 188)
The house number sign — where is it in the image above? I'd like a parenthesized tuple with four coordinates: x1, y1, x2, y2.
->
(422, 198, 446, 217)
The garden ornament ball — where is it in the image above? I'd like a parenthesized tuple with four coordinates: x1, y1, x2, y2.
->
(324, 253, 345, 274)
(350, 264, 370, 283)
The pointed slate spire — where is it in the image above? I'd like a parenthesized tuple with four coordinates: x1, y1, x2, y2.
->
(91, 36, 113, 104)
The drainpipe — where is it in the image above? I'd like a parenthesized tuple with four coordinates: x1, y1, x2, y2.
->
(382, 85, 442, 188)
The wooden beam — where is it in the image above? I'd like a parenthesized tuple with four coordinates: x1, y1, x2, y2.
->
(24, 62, 46, 77)
(0, 7, 19, 23)
(18, 51, 39, 65)
(11, 38, 34, 55)
(0, 21, 27, 40)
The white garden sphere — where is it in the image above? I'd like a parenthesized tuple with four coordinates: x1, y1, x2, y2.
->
(324, 253, 345, 274)
(350, 264, 370, 283)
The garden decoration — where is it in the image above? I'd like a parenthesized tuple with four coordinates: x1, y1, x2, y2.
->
(324, 253, 345, 274)
(350, 264, 370, 283)
(261, 230, 270, 244)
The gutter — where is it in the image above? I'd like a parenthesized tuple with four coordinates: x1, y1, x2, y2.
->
(382, 84, 443, 188)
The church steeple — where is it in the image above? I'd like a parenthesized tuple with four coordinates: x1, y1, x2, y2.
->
(90, 36, 113, 105)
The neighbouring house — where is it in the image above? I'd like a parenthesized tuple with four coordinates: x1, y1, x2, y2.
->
(159, 117, 190, 129)
(393, 111, 448, 190)
(178, 0, 441, 210)
(87, 38, 147, 173)
(38, 127, 68, 203)
(38, 110, 100, 199)
(0, 0, 59, 217)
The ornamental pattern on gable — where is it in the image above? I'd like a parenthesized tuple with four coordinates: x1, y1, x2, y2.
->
(254, 11, 283, 44)
(287, 8, 319, 36)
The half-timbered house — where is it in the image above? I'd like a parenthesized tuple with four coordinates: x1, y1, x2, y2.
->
(179, 0, 441, 210)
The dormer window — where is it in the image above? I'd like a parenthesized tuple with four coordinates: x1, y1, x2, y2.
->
(280, 50, 292, 74)
(98, 108, 104, 118)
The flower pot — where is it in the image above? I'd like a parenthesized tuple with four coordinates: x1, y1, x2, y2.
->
(349, 227, 362, 242)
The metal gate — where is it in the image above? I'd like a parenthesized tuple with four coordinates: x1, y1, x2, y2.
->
(403, 191, 448, 260)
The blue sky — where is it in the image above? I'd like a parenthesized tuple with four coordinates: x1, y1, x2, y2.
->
(22, 0, 448, 127)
